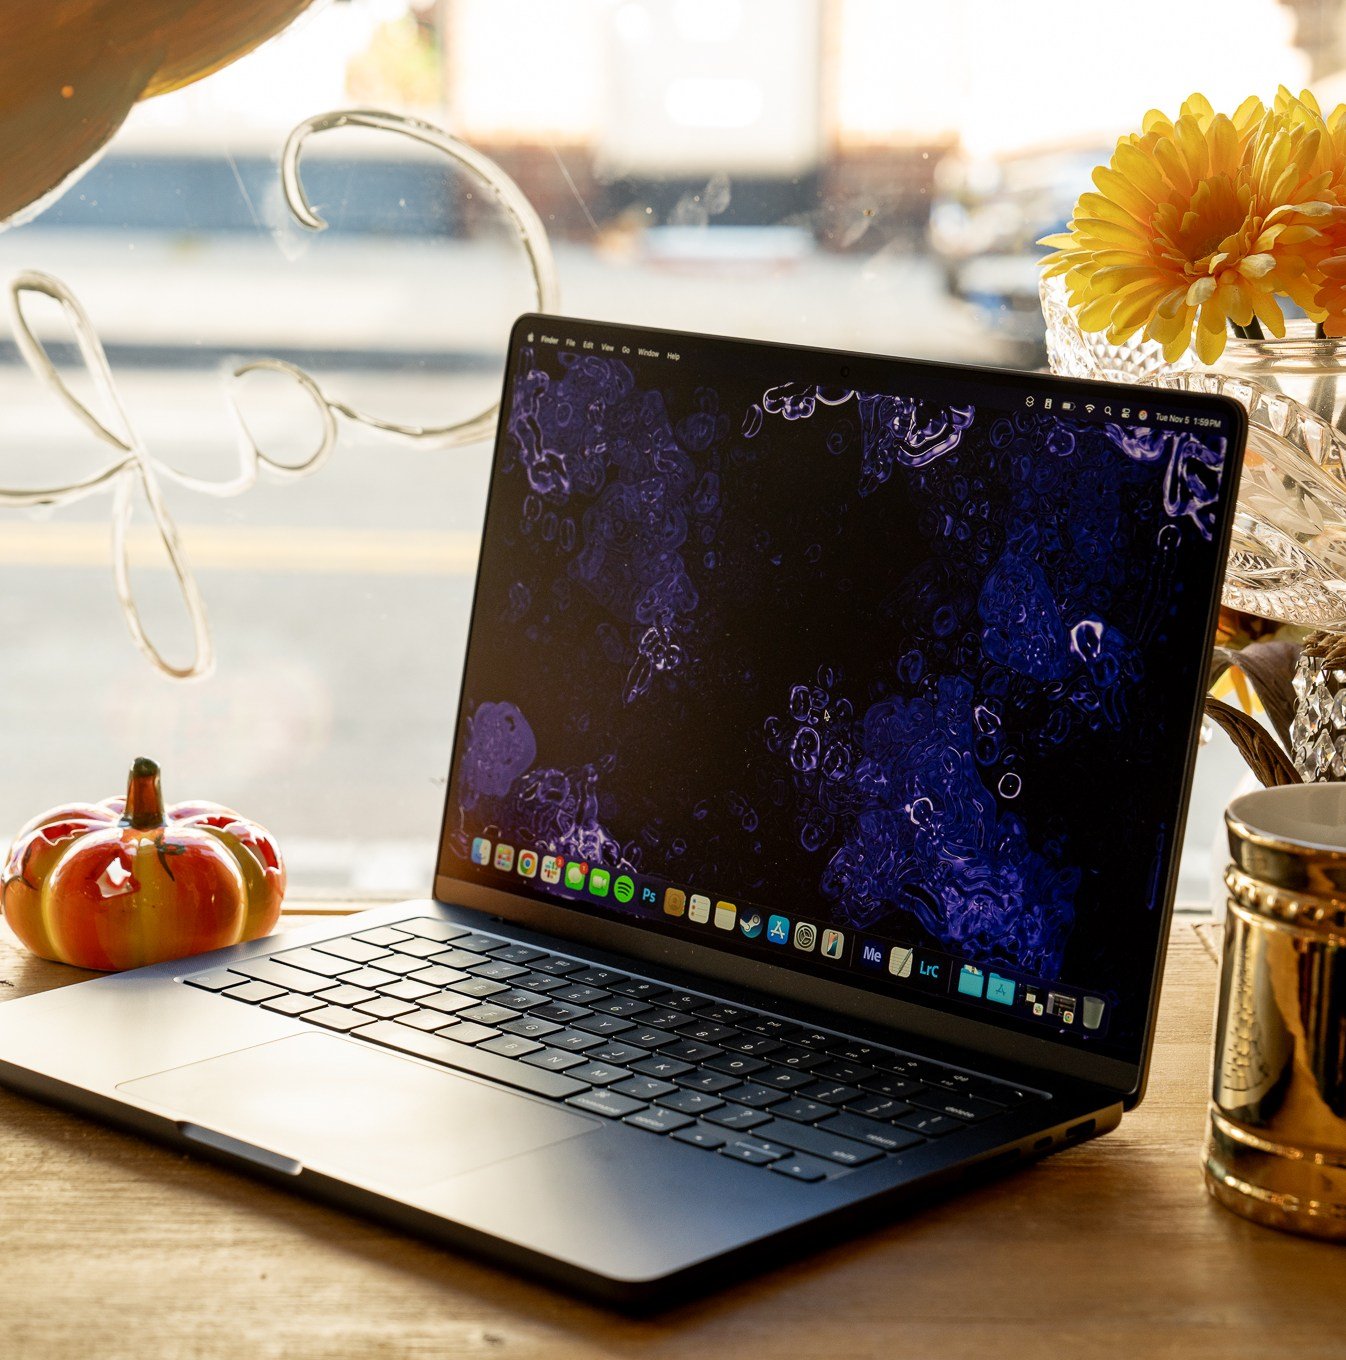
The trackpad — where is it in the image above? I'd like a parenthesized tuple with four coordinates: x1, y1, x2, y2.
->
(119, 1032, 598, 1189)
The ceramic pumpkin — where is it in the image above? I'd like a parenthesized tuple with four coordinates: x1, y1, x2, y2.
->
(1, 757, 284, 971)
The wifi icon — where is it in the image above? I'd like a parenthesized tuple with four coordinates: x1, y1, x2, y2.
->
(1085, 404, 1095, 414)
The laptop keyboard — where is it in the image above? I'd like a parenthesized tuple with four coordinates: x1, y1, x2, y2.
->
(182, 917, 1045, 1183)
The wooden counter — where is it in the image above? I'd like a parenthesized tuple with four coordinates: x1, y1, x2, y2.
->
(0, 913, 1337, 1358)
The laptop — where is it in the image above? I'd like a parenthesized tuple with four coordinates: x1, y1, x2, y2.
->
(0, 316, 1244, 1307)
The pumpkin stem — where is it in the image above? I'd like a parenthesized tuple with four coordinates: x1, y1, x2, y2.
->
(123, 757, 165, 829)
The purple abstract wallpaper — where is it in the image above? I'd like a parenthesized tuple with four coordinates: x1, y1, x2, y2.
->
(444, 326, 1231, 1061)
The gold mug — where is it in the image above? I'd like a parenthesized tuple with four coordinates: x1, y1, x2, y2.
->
(1204, 783, 1346, 1238)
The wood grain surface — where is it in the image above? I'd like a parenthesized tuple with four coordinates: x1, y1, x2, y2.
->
(0, 911, 1338, 1360)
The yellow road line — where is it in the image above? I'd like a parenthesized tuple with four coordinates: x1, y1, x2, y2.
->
(0, 522, 482, 574)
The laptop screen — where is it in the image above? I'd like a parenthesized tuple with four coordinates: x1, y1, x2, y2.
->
(438, 316, 1239, 1066)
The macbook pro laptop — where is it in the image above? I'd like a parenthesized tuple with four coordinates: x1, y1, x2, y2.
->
(0, 316, 1245, 1307)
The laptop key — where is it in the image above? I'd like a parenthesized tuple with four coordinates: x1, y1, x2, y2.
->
(222, 980, 286, 1004)
(531, 956, 585, 976)
(511, 972, 569, 994)
(338, 966, 400, 990)
(935, 1071, 1018, 1104)
(662, 1039, 721, 1063)
(641, 1010, 695, 1031)
(435, 1020, 500, 1046)
(571, 967, 622, 987)
(574, 1014, 634, 1037)
(353, 926, 413, 947)
(315, 984, 378, 1007)
(891, 1110, 965, 1137)
(773, 1046, 828, 1071)
(753, 1119, 885, 1166)
(756, 1067, 816, 1091)
(861, 1074, 926, 1101)
(793, 1030, 839, 1050)
(660, 992, 707, 1012)
(429, 949, 485, 970)
(623, 1027, 678, 1049)
(770, 1154, 834, 1183)
(449, 977, 507, 999)
(549, 1028, 605, 1052)
(567, 1062, 631, 1087)
(407, 965, 467, 988)
(500, 1015, 562, 1040)
(772, 1098, 832, 1124)
(607, 979, 669, 1001)
(590, 997, 652, 1019)
(356, 1020, 585, 1099)
(720, 1141, 783, 1166)
(632, 1055, 694, 1079)
(817, 1059, 878, 1084)
(680, 1021, 736, 1044)
(402, 918, 472, 943)
(623, 1107, 694, 1135)
(565, 1090, 646, 1119)
(273, 947, 356, 979)
(489, 989, 551, 1011)
(305, 1005, 367, 1033)
(704, 1052, 766, 1078)
(846, 1094, 915, 1121)
(552, 984, 608, 1006)
(818, 1113, 923, 1153)
(355, 996, 418, 1020)
(522, 1048, 587, 1072)
(531, 1002, 591, 1024)
(314, 938, 391, 965)
(722, 1083, 788, 1109)
(187, 969, 252, 993)
(720, 1033, 783, 1058)
(455, 933, 505, 953)
(588, 1043, 645, 1066)
(468, 959, 528, 981)
(799, 1080, 862, 1106)
(613, 1077, 677, 1101)
(738, 1015, 802, 1039)
(380, 979, 438, 1002)
(231, 961, 329, 995)
(418, 991, 476, 1016)
(261, 993, 325, 1017)
(396, 1008, 460, 1033)
(909, 1091, 1002, 1122)
(478, 1034, 544, 1059)
(657, 1089, 725, 1116)
(488, 944, 546, 964)
(671, 1123, 729, 1151)
(675, 1070, 738, 1094)
(378, 955, 440, 977)
(703, 1105, 771, 1132)
(459, 1005, 518, 1028)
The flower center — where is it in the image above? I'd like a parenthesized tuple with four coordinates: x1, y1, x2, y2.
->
(1169, 174, 1248, 270)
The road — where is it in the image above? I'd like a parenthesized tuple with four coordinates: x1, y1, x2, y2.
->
(0, 239, 1244, 901)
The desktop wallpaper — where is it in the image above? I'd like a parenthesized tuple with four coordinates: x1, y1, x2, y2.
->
(443, 324, 1233, 1062)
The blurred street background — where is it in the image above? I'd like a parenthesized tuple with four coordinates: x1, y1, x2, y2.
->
(4, 0, 1340, 899)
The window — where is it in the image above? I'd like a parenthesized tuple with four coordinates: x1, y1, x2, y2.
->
(2, 0, 1319, 901)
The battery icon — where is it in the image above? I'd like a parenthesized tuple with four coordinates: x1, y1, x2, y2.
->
(1061, 401, 1074, 411)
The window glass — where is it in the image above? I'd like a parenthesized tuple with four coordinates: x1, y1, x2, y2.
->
(1, 0, 1320, 899)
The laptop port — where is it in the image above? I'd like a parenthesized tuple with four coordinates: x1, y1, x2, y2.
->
(1067, 1119, 1096, 1140)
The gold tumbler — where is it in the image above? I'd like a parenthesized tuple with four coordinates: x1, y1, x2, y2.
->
(1204, 783, 1346, 1239)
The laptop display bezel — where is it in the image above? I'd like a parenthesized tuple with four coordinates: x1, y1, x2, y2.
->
(434, 313, 1246, 1106)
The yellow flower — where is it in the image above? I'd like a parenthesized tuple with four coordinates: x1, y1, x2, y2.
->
(1041, 93, 1333, 363)
(1276, 87, 1346, 335)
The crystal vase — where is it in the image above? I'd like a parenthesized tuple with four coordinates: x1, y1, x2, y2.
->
(1042, 274, 1346, 633)
(1042, 274, 1346, 783)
